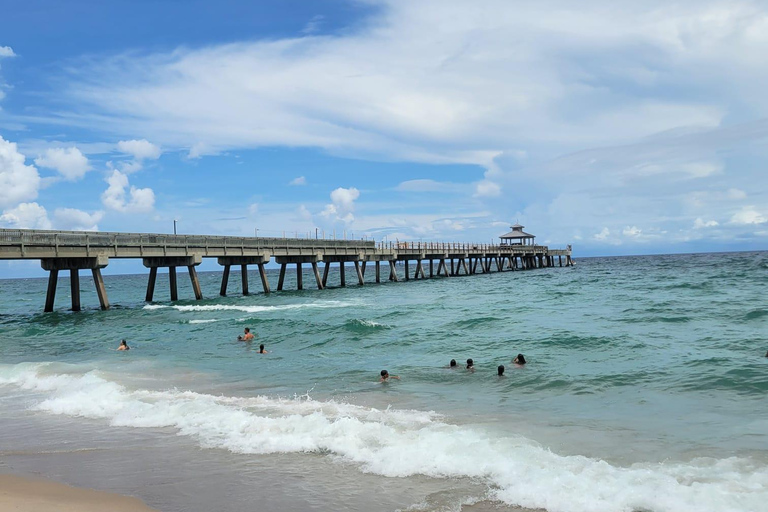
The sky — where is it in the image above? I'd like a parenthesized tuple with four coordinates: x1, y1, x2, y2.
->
(1, 0, 768, 277)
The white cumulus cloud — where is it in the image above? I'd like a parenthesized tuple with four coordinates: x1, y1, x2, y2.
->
(53, 208, 103, 231)
(101, 170, 155, 213)
(321, 187, 360, 224)
(730, 206, 767, 225)
(117, 139, 161, 160)
(289, 176, 307, 186)
(593, 227, 610, 241)
(0, 202, 51, 229)
(34, 147, 91, 181)
(0, 136, 40, 208)
(0, 46, 15, 58)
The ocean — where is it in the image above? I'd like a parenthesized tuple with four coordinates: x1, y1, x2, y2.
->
(1, 251, 767, 512)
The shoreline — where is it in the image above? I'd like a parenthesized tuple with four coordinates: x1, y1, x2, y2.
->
(0, 473, 158, 512)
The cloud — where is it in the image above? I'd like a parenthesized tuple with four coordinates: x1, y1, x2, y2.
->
(321, 187, 360, 224)
(693, 218, 719, 229)
(593, 227, 611, 241)
(474, 180, 501, 198)
(101, 170, 155, 213)
(34, 146, 91, 181)
(0, 202, 103, 231)
(289, 176, 307, 186)
(302, 15, 325, 35)
(622, 226, 642, 238)
(52, 208, 103, 231)
(55, 0, 764, 170)
(730, 206, 767, 225)
(0, 46, 14, 58)
(0, 202, 51, 229)
(117, 139, 161, 160)
(0, 136, 40, 208)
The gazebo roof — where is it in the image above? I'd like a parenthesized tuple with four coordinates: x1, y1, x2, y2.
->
(500, 229, 535, 239)
(500, 224, 535, 239)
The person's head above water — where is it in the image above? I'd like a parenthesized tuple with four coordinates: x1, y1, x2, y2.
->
(259, 344, 265, 352)
(381, 369, 389, 378)
(120, 339, 127, 346)
(466, 358, 474, 368)
(244, 328, 250, 333)
(497, 365, 505, 376)
(450, 359, 457, 367)
(513, 354, 526, 365)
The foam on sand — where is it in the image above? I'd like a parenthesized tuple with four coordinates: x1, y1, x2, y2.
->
(1, 362, 766, 512)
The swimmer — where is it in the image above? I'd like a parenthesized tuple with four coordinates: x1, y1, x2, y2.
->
(497, 365, 505, 376)
(259, 344, 268, 354)
(466, 358, 474, 371)
(513, 354, 526, 366)
(237, 327, 255, 341)
(380, 369, 400, 382)
(117, 339, 129, 351)
(449, 359, 457, 368)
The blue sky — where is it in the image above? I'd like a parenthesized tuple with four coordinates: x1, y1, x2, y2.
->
(2, 0, 768, 277)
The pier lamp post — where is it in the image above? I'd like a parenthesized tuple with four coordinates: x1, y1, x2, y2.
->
(254, 228, 258, 237)
(173, 219, 177, 235)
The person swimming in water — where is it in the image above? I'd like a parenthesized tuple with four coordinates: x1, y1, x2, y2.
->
(237, 328, 255, 341)
(466, 358, 474, 371)
(449, 359, 457, 368)
(117, 339, 129, 351)
(380, 370, 400, 382)
(513, 354, 526, 366)
(497, 365, 505, 376)
(259, 344, 268, 354)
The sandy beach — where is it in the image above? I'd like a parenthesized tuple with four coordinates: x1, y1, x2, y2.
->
(0, 474, 158, 512)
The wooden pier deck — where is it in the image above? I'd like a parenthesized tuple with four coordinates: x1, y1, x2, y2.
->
(0, 229, 572, 312)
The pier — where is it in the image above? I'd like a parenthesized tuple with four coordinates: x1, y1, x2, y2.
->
(0, 228, 573, 312)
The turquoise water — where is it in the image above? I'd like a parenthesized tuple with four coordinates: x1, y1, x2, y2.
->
(1, 252, 767, 512)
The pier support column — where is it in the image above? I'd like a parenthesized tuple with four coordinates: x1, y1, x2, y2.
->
(220, 265, 230, 296)
(44, 269, 59, 313)
(146, 267, 158, 301)
(168, 267, 178, 301)
(416, 260, 426, 279)
(92, 268, 109, 310)
(241, 264, 249, 295)
(375, 261, 381, 283)
(361, 261, 367, 277)
(389, 260, 399, 281)
(312, 262, 323, 290)
(189, 266, 203, 300)
(429, 259, 434, 278)
(322, 262, 331, 287)
(42, 255, 110, 312)
(450, 259, 455, 276)
(404, 260, 410, 281)
(70, 269, 81, 311)
(258, 263, 270, 293)
(559, 255, 562, 267)
(218, 254, 271, 296)
(354, 261, 364, 285)
(340, 263, 346, 287)
(296, 262, 303, 290)
(275, 254, 322, 291)
(462, 259, 470, 275)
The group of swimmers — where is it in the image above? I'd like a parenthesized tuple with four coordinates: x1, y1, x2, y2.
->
(381, 353, 527, 382)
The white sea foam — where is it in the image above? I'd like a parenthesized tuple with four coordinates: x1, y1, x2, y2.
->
(187, 319, 218, 324)
(1, 363, 766, 512)
(144, 300, 360, 314)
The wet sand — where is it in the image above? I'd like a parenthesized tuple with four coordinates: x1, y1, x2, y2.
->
(0, 474, 158, 512)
